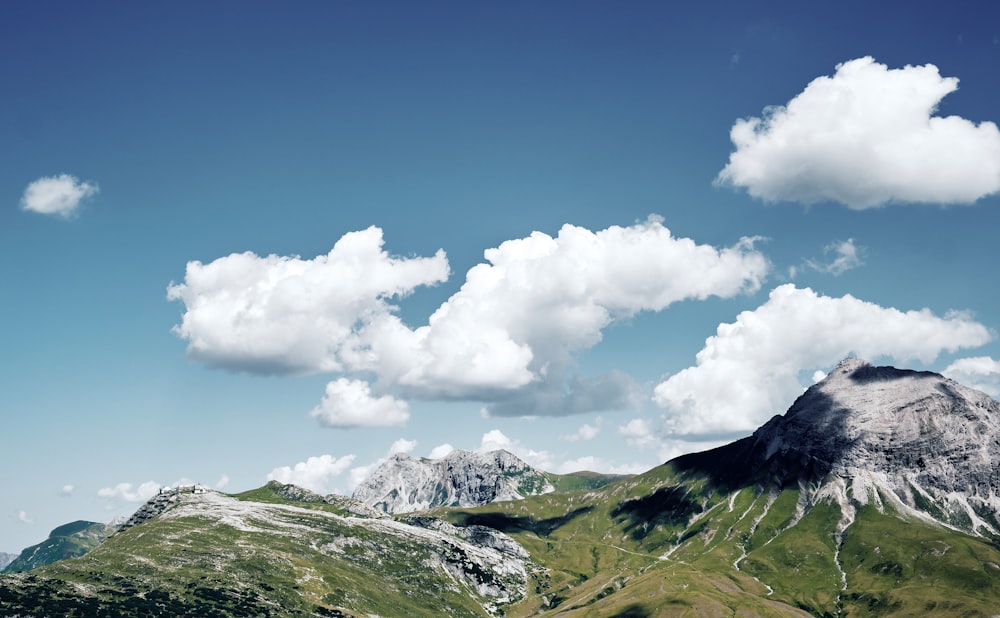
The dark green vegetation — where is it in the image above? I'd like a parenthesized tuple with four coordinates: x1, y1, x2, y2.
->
(3, 459, 1000, 616)
(2, 520, 111, 574)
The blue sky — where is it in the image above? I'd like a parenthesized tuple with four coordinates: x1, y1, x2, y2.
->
(4, 1, 1000, 552)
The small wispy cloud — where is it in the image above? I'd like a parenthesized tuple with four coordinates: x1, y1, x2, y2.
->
(20, 174, 99, 218)
(97, 481, 161, 502)
(804, 239, 865, 276)
(618, 418, 658, 449)
(215, 474, 230, 490)
(17, 510, 33, 524)
(60, 484, 75, 496)
(560, 420, 600, 442)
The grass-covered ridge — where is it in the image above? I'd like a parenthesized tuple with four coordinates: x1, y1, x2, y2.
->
(0, 488, 529, 617)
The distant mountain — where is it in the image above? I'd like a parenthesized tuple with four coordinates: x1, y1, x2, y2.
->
(352, 449, 628, 514)
(352, 449, 551, 513)
(0, 553, 15, 571)
(2, 521, 112, 574)
(3, 359, 1000, 616)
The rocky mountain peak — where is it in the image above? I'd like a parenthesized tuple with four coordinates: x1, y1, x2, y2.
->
(352, 448, 554, 514)
(743, 358, 1000, 535)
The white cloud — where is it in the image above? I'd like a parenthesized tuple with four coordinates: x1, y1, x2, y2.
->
(97, 480, 161, 502)
(266, 454, 356, 495)
(371, 217, 768, 415)
(560, 420, 600, 442)
(309, 378, 410, 428)
(478, 429, 554, 470)
(427, 443, 455, 459)
(167, 226, 449, 376)
(388, 438, 417, 455)
(215, 474, 230, 489)
(60, 484, 75, 496)
(169, 218, 768, 422)
(617, 418, 732, 463)
(552, 456, 648, 475)
(717, 56, 1000, 208)
(20, 174, 98, 218)
(943, 356, 1000, 397)
(17, 510, 33, 524)
(805, 239, 864, 276)
(653, 284, 992, 436)
(478, 429, 645, 475)
(619, 418, 658, 449)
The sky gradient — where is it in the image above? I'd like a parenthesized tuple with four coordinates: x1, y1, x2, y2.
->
(4, 1, 1000, 553)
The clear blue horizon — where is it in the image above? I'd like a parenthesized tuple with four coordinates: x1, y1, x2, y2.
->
(4, 1, 1000, 552)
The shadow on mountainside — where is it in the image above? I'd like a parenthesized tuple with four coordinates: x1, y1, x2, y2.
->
(610, 486, 701, 540)
(847, 363, 935, 385)
(451, 506, 594, 536)
(670, 388, 854, 493)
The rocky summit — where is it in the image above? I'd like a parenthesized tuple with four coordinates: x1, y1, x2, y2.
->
(678, 357, 1000, 538)
(352, 449, 554, 513)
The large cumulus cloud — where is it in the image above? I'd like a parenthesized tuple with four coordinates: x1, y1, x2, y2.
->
(362, 217, 769, 413)
(653, 284, 993, 436)
(167, 226, 449, 375)
(169, 218, 770, 425)
(717, 57, 1000, 208)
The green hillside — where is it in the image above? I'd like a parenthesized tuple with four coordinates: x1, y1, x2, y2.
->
(2, 464, 1000, 616)
(2, 520, 110, 575)
(445, 461, 1000, 617)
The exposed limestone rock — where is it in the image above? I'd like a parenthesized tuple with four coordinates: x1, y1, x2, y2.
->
(352, 449, 554, 514)
(745, 358, 1000, 536)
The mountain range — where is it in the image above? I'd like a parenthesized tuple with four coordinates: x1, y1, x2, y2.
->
(2, 358, 999, 616)
(352, 448, 626, 514)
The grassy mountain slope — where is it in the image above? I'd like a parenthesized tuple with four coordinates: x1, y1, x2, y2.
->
(444, 460, 1000, 617)
(2, 521, 111, 574)
(0, 485, 528, 617)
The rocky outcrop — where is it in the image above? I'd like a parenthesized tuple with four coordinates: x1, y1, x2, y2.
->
(0, 553, 17, 571)
(352, 449, 554, 514)
(262, 480, 389, 519)
(115, 488, 182, 534)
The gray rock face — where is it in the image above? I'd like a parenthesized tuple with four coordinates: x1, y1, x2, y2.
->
(352, 449, 554, 514)
(749, 358, 1000, 535)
